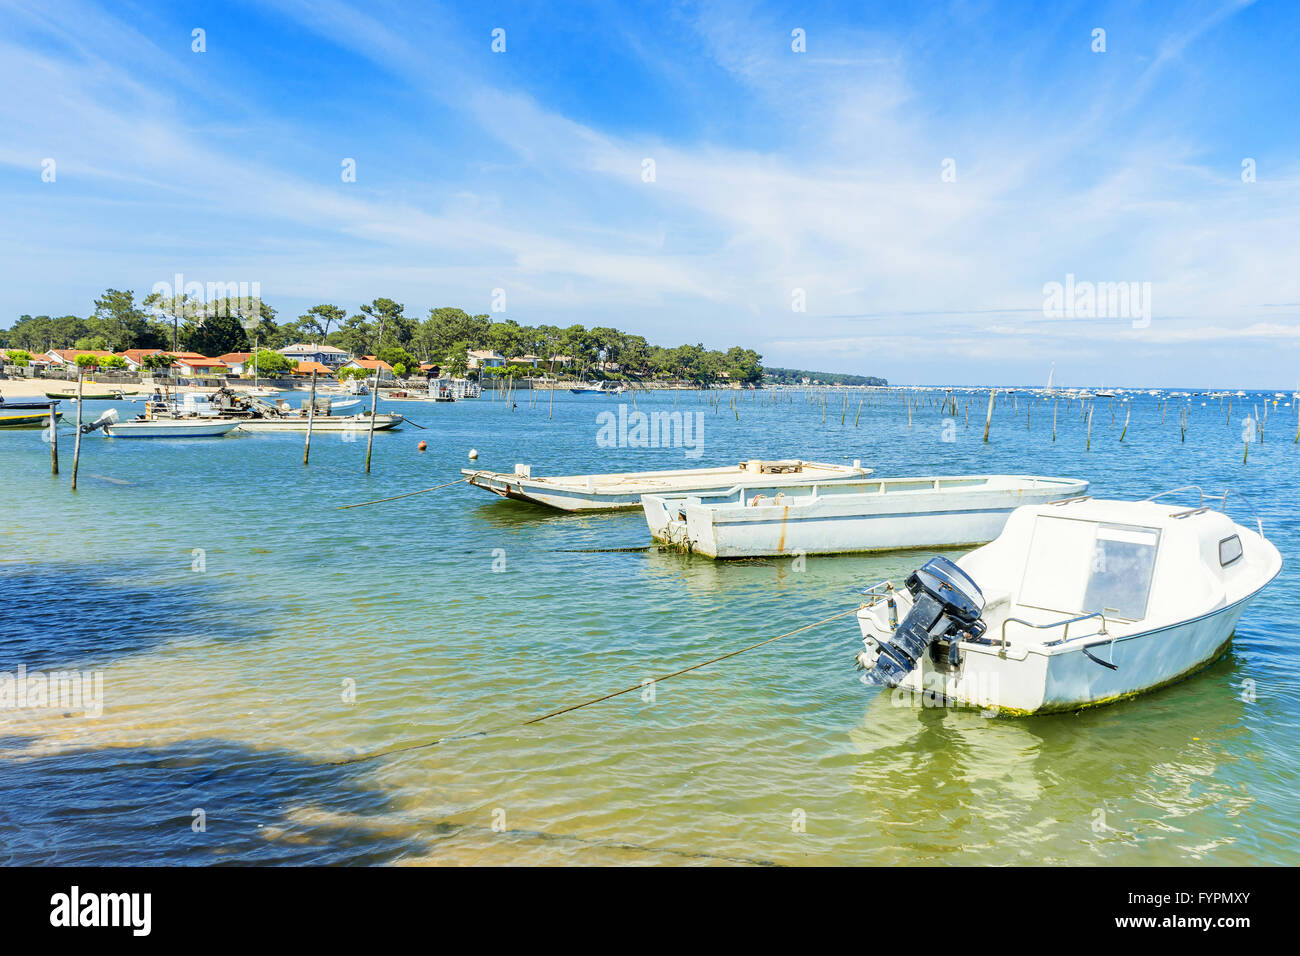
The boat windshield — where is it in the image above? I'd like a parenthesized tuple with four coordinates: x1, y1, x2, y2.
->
(1019, 517, 1160, 622)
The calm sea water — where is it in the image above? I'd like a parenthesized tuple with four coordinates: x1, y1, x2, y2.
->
(1, 387, 1297, 865)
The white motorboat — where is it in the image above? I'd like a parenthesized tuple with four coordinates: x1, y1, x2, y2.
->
(567, 381, 624, 394)
(463, 459, 872, 511)
(104, 417, 241, 438)
(853, 491, 1281, 715)
(644, 474, 1089, 558)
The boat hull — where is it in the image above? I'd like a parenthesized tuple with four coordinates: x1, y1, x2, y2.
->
(45, 391, 121, 401)
(649, 476, 1089, 557)
(0, 409, 62, 429)
(105, 420, 241, 438)
(234, 414, 403, 432)
(464, 461, 872, 512)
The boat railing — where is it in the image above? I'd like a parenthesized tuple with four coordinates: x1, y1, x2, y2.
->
(1141, 485, 1264, 535)
(859, 580, 895, 602)
(1001, 611, 1108, 650)
(859, 580, 899, 627)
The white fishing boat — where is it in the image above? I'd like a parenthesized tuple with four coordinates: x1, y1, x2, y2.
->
(463, 459, 872, 511)
(853, 491, 1281, 715)
(234, 412, 404, 433)
(104, 417, 242, 438)
(644, 474, 1089, 558)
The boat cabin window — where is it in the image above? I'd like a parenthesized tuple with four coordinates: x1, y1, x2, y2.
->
(1219, 534, 1243, 567)
(1019, 517, 1160, 622)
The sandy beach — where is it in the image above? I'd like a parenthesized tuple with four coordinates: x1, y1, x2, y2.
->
(0, 379, 148, 400)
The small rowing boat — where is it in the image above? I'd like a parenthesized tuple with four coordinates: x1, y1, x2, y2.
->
(463, 459, 872, 511)
(0, 404, 62, 429)
(44, 389, 124, 401)
(644, 474, 1088, 557)
(853, 490, 1281, 715)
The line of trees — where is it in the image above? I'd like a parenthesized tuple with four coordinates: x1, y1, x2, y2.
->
(764, 367, 888, 387)
(2, 291, 765, 384)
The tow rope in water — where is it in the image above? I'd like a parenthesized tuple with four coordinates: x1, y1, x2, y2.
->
(330, 604, 863, 766)
(337, 475, 475, 509)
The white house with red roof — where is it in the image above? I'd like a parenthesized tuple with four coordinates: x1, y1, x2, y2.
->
(44, 349, 117, 368)
(119, 348, 167, 371)
(338, 356, 396, 381)
(216, 352, 253, 375)
(172, 354, 230, 377)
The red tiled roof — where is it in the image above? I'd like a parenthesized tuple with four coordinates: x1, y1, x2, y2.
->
(48, 349, 115, 362)
(348, 358, 394, 372)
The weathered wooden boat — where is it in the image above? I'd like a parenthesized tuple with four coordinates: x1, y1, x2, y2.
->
(644, 474, 1088, 557)
(464, 459, 872, 511)
(853, 491, 1281, 715)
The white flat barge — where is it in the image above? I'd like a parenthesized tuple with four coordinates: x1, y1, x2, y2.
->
(234, 413, 404, 432)
(643, 474, 1089, 557)
(462, 459, 872, 512)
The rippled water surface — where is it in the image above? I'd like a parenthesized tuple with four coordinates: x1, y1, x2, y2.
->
(2, 387, 1297, 865)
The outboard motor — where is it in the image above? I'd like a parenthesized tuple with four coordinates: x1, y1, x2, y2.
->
(79, 407, 120, 435)
(857, 556, 987, 686)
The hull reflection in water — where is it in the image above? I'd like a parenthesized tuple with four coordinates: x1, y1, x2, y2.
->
(846, 656, 1256, 863)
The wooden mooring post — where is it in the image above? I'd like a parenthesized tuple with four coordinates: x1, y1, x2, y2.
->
(303, 369, 317, 465)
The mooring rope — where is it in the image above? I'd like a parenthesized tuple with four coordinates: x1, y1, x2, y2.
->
(330, 603, 863, 766)
(337, 474, 477, 510)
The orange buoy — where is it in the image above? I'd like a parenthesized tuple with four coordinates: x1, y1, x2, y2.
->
(417, 440, 427, 452)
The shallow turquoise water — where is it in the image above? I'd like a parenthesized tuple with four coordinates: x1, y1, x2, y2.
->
(1, 387, 1297, 865)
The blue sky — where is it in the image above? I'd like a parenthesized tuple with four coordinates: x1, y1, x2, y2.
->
(1, 0, 1297, 386)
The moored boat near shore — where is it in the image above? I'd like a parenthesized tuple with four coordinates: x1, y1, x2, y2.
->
(0, 397, 62, 429)
(44, 388, 127, 401)
(0, 406, 62, 429)
(463, 459, 872, 511)
(234, 413, 403, 432)
(853, 493, 1282, 715)
(104, 417, 242, 438)
(644, 474, 1089, 557)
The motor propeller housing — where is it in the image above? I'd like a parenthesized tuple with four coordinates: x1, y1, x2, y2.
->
(80, 407, 120, 435)
(857, 556, 987, 686)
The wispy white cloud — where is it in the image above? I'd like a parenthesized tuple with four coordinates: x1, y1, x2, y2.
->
(0, 0, 1296, 387)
